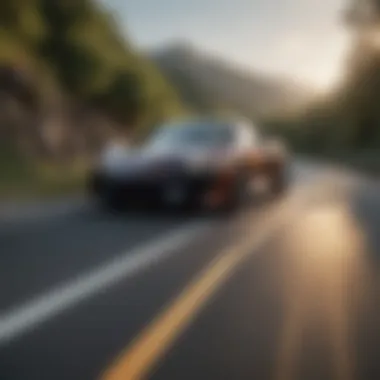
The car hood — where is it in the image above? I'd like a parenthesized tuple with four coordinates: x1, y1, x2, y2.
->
(100, 146, 228, 176)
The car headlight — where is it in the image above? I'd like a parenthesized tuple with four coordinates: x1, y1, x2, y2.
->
(186, 157, 210, 172)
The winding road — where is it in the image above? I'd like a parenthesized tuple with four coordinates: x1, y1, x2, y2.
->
(0, 161, 379, 380)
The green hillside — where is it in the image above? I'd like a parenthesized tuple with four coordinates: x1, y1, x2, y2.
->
(0, 0, 185, 198)
(0, 0, 184, 152)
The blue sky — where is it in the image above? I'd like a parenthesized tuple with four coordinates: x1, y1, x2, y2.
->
(100, 0, 350, 90)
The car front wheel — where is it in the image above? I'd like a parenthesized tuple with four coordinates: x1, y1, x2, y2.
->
(270, 165, 288, 196)
(218, 172, 249, 215)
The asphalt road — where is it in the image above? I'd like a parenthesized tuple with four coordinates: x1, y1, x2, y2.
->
(0, 162, 379, 380)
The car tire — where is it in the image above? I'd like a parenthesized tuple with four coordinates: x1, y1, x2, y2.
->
(270, 166, 288, 197)
(218, 171, 248, 216)
(98, 187, 126, 214)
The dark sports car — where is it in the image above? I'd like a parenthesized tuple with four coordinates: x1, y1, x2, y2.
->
(88, 118, 288, 212)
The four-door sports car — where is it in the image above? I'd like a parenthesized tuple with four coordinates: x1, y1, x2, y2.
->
(88, 118, 289, 213)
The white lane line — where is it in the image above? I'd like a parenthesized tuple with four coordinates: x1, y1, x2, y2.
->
(0, 222, 209, 346)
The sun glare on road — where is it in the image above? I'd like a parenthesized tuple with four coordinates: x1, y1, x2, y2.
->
(274, 202, 369, 380)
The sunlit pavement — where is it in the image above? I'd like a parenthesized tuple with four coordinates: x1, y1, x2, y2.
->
(0, 161, 379, 380)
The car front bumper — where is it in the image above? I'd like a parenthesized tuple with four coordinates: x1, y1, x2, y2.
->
(88, 170, 234, 208)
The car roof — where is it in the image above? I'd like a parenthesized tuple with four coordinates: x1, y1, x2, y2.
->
(163, 116, 255, 129)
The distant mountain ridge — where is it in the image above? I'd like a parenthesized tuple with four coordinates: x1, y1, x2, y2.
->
(149, 42, 315, 119)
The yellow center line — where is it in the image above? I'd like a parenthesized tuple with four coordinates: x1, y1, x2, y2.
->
(100, 197, 299, 380)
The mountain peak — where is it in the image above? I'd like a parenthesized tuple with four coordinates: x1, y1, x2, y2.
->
(151, 42, 314, 118)
(151, 41, 199, 60)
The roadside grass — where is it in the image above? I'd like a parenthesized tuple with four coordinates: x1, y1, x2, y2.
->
(0, 150, 88, 200)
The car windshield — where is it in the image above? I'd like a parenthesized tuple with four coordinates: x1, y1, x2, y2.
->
(146, 121, 233, 151)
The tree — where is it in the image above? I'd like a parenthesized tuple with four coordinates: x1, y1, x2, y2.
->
(0, 0, 185, 160)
